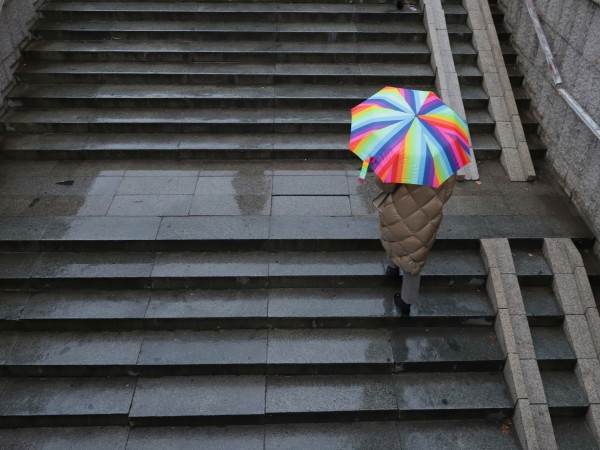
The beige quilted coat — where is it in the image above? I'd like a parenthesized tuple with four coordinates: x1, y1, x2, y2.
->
(372, 174, 456, 275)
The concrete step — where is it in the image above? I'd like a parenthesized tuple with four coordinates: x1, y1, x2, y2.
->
(41, 2, 424, 23)
(0, 132, 355, 160)
(0, 326, 503, 376)
(23, 40, 432, 64)
(521, 286, 563, 326)
(471, 134, 502, 160)
(9, 84, 437, 109)
(0, 372, 512, 427)
(0, 249, 487, 289)
(0, 286, 496, 331)
(526, 133, 548, 160)
(531, 327, 577, 370)
(34, 20, 429, 43)
(4, 107, 497, 134)
(0, 420, 523, 449)
(442, 3, 504, 24)
(449, 41, 478, 64)
(552, 417, 600, 449)
(17, 61, 436, 85)
(540, 371, 589, 417)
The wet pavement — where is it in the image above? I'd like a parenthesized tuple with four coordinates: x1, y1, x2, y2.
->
(0, 158, 591, 241)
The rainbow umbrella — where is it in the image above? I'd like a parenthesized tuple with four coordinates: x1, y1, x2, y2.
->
(350, 87, 471, 187)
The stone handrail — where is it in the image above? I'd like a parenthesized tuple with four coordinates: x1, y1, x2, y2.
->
(523, 0, 600, 141)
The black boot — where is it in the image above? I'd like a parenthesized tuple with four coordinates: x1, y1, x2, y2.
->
(396, 0, 404, 9)
(394, 293, 411, 316)
(385, 265, 401, 281)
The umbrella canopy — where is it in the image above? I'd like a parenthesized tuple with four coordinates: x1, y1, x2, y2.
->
(350, 87, 471, 187)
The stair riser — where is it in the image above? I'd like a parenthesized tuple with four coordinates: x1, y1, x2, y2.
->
(7, 121, 495, 134)
(18, 73, 436, 86)
(3, 360, 503, 377)
(34, 29, 429, 44)
(8, 123, 353, 134)
(23, 51, 432, 65)
(3, 316, 495, 332)
(41, 11, 424, 23)
(0, 148, 352, 160)
(462, 98, 489, 109)
(0, 275, 489, 290)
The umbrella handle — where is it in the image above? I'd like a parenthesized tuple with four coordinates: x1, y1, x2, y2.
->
(358, 157, 374, 182)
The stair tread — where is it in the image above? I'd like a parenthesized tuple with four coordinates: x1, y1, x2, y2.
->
(4, 286, 495, 326)
(7, 107, 497, 125)
(540, 371, 589, 410)
(0, 421, 523, 449)
(42, 1, 412, 14)
(2, 327, 502, 374)
(26, 40, 430, 54)
(18, 61, 435, 75)
(10, 84, 434, 100)
(0, 249, 487, 280)
(35, 20, 427, 34)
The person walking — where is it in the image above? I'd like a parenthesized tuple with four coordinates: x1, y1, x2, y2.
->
(373, 174, 457, 316)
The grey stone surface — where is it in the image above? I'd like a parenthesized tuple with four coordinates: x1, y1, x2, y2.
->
(128, 426, 264, 450)
(0, 377, 135, 418)
(32, 252, 155, 279)
(268, 216, 378, 240)
(520, 286, 562, 319)
(0, 331, 18, 364)
(531, 327, 576, 362)
(7, 331, 143, 371)
(146, 289, 268, 321)
(157, 216, 269, 240)
(0, 291, 29, 322)
(390, 327, 503, 367)
(268, 251, 384, 278)
(0, 217, 51, 240)
(553, 273, 586, 315)
(394, 372, 512, 413)
(271, 196, 351, 216)
(267, 329, 393, 369)
(138, 330, 267, 368)
(130, 376, 266, 421)
(540, 370, 589, 410)
(272, 175, 348, 196)
(396, 419, 520, 449)
(266, 422, 402, 450)
(552, 417, 600, 450)
(43, 217, 161, 241)
(152, 252, 269, 278)
(564, 314, 598, 359)
(22, 290, 149, 321)
(108, 195, 192, 216)
(117, 176, 196, 195)
(0, 252, 39, 279)
(190, 195, 271, 216)
(266, 374, 397, 416)
(0, 427, 130, 450)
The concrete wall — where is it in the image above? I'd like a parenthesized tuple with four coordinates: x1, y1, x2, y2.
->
(0, 0, 43, 118)
(499, 0, 600, 238)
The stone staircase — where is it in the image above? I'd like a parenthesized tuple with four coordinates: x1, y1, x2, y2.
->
(0, 0, 599, 448)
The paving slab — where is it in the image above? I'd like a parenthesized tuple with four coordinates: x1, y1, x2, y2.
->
(267, 329, 393, 374)
(271, 196, 352, 216)
(145, 289, 268, 329)
(157, 216, 269, 241)
(552, 417, 599, 450)
(7, 331, 144, 376)
(0, 332, 19, 367)
(0, 377, 135, 427)
(531, 327, 577, 369)
(540, 371, 589, 414)
(390, 327, 503, 371)
(107, 195, 192, 216)
(396, 419, 520, 449)
(127, 426, 264, 450)
(189, 194, 271, 216)
(265, 421, 402, 450)
(0, 218, 51, 240)
(43, 217, 161, 241)
(0, 292, 29, 326)
(137, 330, 268, 374)
(266, 374, 397, 421)
(21, 290, 149, 326)
(0, 427, 129, 450)
(393, 372, 512, 419)
(129, 375, 266, 426)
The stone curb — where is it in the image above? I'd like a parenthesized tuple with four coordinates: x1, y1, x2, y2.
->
(421, 0, 479, 181)
(480, 238, 557, 450)
(463, 0, 536, 182)
(543, 238, 600, 445)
